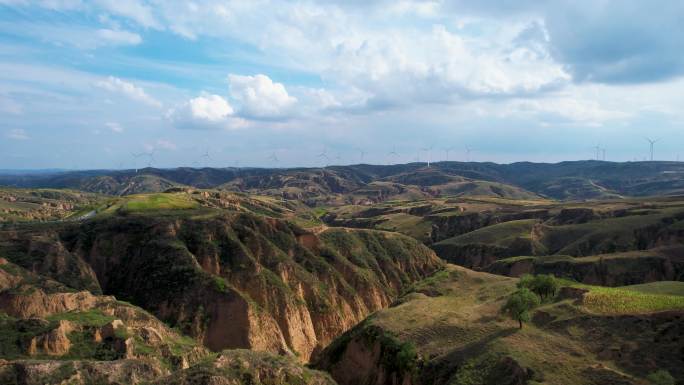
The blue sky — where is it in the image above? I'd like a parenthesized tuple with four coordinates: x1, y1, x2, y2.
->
(1, 0, 683, 169)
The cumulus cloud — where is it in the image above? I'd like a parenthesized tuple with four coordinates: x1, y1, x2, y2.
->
(6, 128, 29, 140)
(95, 76, 162, 107)
(187, 94, 234, 122)
(228, 74, 297, 118)
(167, 94, 247, 130)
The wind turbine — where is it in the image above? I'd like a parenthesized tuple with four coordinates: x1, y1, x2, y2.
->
(601, 148, 606, 161)
(387, 146, 399, 165)
(145, 150, 156, 167)
(200, 148, 212, 166)
(131, 152, 145, 173)
(444, 146, 454, 161)
(591, 144, 601, 161)
(334, 153, 342, 165)
(358, 149, 366, 163)
(268, 152, 279, 165)
(420, 145, 434, 167)
(465, 145, 473, 162)
(317, 148, 330, 166)
(645, 137, 658, 161)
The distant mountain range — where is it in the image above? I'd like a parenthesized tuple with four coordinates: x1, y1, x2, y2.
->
(2, 160, 684, 201)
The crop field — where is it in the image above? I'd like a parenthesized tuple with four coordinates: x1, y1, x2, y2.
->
(622, 281, 684, 296)
(580, 286, 684, 315)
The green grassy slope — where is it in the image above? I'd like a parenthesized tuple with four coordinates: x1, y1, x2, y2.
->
(316, 265, 684, 385)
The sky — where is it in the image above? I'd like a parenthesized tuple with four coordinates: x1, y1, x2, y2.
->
(0, 0, 683, 169)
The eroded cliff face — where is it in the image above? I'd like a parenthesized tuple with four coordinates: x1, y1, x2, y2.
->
(0, 255, 348, 385)
(485, 249, 684, 286)
(0, 258, 208, 384)
(1, 212, 443, 361)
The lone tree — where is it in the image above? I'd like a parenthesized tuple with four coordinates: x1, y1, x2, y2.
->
(501, 288, 540, 329)
(517, 274, 559, 301)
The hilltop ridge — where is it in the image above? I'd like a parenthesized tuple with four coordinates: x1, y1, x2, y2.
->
(3, 160, 684, 201)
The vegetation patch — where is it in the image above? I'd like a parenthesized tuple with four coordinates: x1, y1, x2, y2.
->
(581, 286, 684, 315)
(117, 193, 199, 213)
(47, 309, 116, 327)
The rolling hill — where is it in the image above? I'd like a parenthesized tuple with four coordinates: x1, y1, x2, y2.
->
(4, 160, 684, 201)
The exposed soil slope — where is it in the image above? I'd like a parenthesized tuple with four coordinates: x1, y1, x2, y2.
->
(0, 206, 443, 361)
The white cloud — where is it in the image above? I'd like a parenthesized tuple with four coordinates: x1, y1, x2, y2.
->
(228, 74, 297, 118)
(105, 121, 124, 133)
(95, 0, 160, 29)
(167, 94, 247, 130)
(0, 21, 142, 49)
(0, 0, 82, 9)
(513, 98, 631, 126)
(95, 76, 162, 107)
(95, 28, 142, 46)
(6, 128, 29, 140)
(188, 94, 234, 122)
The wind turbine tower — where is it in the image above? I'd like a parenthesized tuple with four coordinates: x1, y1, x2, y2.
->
(444, 146, 454, 161)
(317, 148, 330, 166)
(200, 148, 212, 166)
(465, 146, 473, 162)
(131, 152, 145, 173)
(645, 138, 658, 161)
(420, 145, 434, 167)
(145, 150, 156, 167)
(387, 146, 399, 165)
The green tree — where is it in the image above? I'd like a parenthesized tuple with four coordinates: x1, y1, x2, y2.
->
(517, 274, 535, 290)
(517, 274, 559, 300)
(533, 274, 559, 300)
(501, 288, 540, 329)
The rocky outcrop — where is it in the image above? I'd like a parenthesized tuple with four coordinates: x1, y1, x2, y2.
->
(26, 320, 74, 356)
(0, 288, 105, 318)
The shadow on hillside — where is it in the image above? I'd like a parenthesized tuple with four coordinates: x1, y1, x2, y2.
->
(421, 326, 518, 385)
